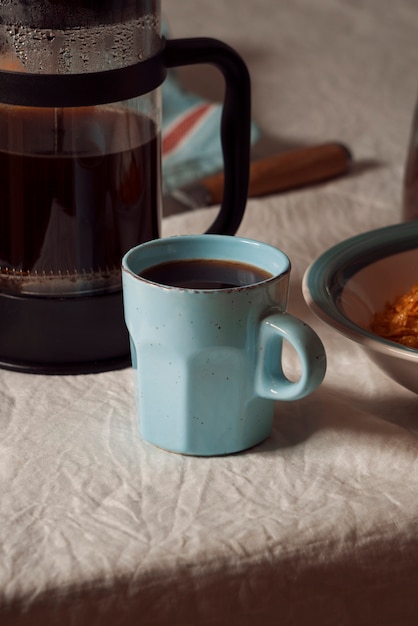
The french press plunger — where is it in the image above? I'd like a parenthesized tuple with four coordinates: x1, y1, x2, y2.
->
(0, 0, 251, 373)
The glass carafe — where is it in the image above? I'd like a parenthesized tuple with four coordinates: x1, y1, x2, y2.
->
(0, 0, 251, 373)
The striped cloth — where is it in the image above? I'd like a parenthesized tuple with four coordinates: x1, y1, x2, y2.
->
(162, 66, 259, 193)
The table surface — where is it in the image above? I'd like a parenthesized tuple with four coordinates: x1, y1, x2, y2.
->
(2, 1, 418, 625)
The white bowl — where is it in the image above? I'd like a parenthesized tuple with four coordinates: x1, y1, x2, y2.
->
(302, 222, 418, 394)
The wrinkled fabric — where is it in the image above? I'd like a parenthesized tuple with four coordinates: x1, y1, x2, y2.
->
(2, 1, 418, 625)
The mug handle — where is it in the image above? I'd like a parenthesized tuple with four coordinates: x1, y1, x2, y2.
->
(255, 313, 327, 401)
(164, 38, 251, 235)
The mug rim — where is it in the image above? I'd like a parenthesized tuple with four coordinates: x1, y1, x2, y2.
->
(122, 235, 290, 292)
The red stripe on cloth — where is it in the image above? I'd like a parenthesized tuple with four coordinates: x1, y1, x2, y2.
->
(162, 103, 213, 156)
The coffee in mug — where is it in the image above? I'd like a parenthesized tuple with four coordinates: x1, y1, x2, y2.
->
(139, 258, 273, 289)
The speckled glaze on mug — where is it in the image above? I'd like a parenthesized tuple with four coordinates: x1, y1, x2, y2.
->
(122, 235, 326, 456)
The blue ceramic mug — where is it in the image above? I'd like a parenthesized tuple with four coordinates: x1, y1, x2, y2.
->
(122, 235, 326, 455)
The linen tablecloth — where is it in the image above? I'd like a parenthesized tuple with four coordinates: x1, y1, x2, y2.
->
(2, 1, 418, 624)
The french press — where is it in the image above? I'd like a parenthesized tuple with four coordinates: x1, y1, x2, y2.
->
(0, 0, 251, 373)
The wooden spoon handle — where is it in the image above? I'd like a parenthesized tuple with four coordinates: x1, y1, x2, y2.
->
(201, 142, 352, 204)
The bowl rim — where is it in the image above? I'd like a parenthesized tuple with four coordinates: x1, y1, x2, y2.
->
(302, 221, 418, 362)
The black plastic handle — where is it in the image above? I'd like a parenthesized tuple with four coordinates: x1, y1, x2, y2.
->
(164, 38, 251, 236)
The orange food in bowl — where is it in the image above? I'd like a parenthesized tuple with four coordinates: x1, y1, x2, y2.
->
(0, 55, 24, 71)
(371, 284, 418, 348)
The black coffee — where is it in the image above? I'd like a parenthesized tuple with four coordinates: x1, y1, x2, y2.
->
(140, 258, 273, 289)
(0, 107, 160, 278)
